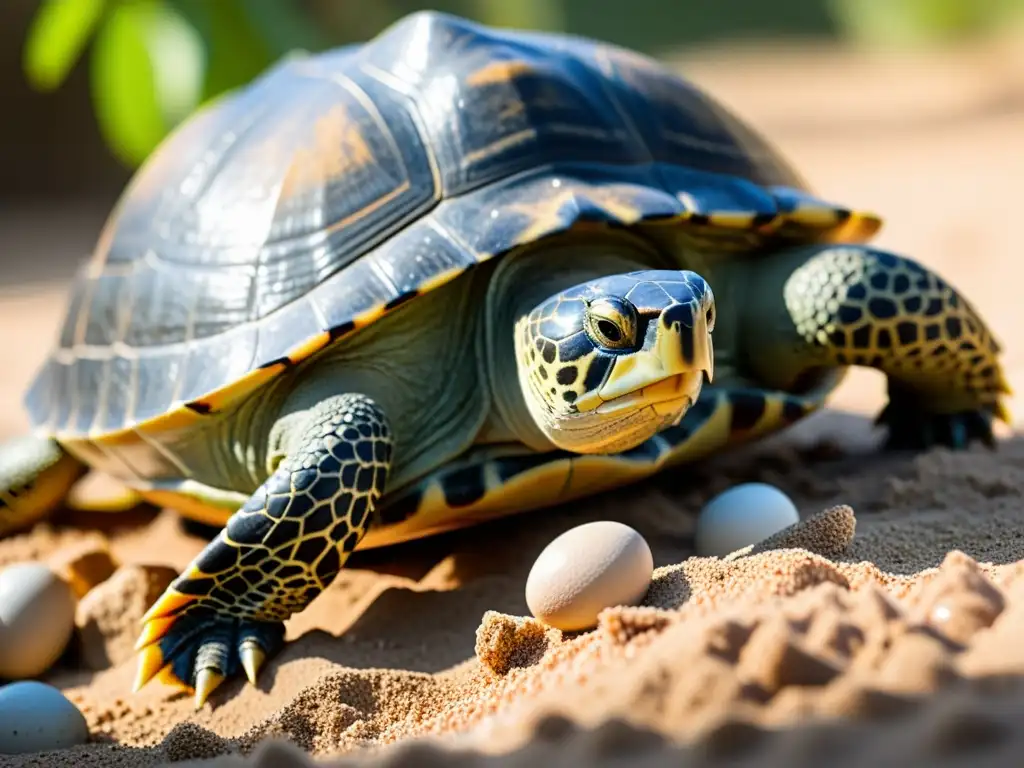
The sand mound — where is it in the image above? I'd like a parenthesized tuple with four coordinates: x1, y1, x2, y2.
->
(5, 439, 1024, 768)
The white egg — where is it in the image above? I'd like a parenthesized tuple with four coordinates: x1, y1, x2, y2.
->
(0, 562, 76, 679)
(695, 482, 800, 558)
(0, 681, 89, 754)
(526, 521, 653, 631)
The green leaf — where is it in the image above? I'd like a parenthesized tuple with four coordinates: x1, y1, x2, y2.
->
(90, 0, 206, 167)
(470, 0, 563, 30)
(829, 0, 1013, 45)
(23, 0, 107, 91)
(145, 3, 206, 125)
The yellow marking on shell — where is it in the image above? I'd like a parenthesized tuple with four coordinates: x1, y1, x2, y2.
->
(49, 267, 471, 453)
(499, 101, 526, 120)
(57, 401, 204, 445)
(284, 330, 333, 365)
(466, 59, 535, 87)
(825, 210, 884, 243)
(460, 129, 539, 168)
(705, 212, 759, 229)
(352, 303, 389, 330)
(784, 204, 852, 228)
(505, 186, 645, 248)
(107, 330, 334, 443)
(175, 365, 284, 417)
(323, 181, 412, 235)
(641, 196, 883, 252)
(131, 409, 201, 439)
(280, 104, 374, 199)
(413, 265, 468, 295)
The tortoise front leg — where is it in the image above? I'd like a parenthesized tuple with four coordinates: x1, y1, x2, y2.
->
(0, 436, 87, 537)
(774, 245, 1010, 449)
(133, 393, 392, 709)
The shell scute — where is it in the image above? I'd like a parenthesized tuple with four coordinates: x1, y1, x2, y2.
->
(27, 10, 877, 449)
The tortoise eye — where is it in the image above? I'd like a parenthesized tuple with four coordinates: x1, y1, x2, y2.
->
(585, 297, 637, 350)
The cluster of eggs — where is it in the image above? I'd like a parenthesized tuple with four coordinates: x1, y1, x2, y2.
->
(0, 563, 89, 754)
(525, 483, 800, 630)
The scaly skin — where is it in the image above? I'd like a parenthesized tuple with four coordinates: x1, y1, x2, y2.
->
(134, 393, 393, 709)
(743, 244, 1010, 448)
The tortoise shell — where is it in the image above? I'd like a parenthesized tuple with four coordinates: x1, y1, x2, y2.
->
(25, 10, 881, 445)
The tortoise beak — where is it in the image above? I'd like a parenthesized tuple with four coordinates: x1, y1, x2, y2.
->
(574, 309, 714, 413)
(656, 303, 714, 385)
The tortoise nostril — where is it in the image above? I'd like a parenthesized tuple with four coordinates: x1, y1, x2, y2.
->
(661, 302, 694, 329)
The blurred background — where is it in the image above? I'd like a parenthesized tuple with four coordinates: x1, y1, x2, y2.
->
(6, 0, 1024, 203)
(1, 0, 1023, 438)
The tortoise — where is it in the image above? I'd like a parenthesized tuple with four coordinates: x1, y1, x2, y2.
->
(0, 11, 1009, 708)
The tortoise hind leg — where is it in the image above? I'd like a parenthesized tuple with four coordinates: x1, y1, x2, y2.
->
(0, 436, 87, 537)
(777, 245, 1010, 450)
(133, 393, 392, 710)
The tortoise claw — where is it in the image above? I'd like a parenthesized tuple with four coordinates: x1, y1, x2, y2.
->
(133, 611, 285, 707)
(194, 668, 225, 711)
(878, 401, 997, 451)
(239, 639, 267, 687)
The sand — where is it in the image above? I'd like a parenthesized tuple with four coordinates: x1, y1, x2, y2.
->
(3, 39, 1024, 768)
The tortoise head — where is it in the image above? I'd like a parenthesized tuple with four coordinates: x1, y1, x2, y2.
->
(515, 270, 716, 454)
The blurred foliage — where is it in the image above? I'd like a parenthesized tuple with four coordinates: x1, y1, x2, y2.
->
(21, 0, 1024, 169)
(23, 0, 329, 166)
(829, 0, 1024, 47)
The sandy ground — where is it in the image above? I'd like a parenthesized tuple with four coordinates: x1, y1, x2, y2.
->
(3, 38, 1024, 767)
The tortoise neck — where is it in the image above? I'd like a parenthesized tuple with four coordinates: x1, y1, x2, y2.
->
(482, 232, 668, 453)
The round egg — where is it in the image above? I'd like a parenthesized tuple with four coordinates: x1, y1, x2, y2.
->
(0, 562, 76, 679)
(0, 681, 89, 754)
(526, 521, 653, 631)
(695, 482, 799, 558)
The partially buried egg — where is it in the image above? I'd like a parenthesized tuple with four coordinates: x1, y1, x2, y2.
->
(0, 681, 89, 754)
(0, 562, 76, 679)
(526, 521, 654, 632)
(695, 482, 799, 558)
